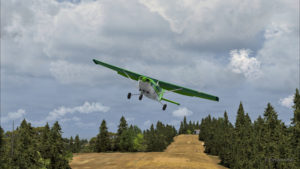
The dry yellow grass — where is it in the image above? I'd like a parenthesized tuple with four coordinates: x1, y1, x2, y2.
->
(70, 135, 227, 169)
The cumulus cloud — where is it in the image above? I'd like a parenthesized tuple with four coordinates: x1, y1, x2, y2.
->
(279, 95, 294, 108)
(229, 49, 261, 80)
(139, 0, 276, 49)
(172, 107, 193, 118)
(2, 109, 26, 123)
(49, 60, 112, 85)
(45, 101, 110, 122)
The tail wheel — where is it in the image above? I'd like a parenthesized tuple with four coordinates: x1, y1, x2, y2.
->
(162, 104, 167, 111)
(139, 94, 143, 100)
(127, 93, 131, 99)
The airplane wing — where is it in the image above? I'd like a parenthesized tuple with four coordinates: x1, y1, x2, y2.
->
(93, 59, 219, 102)
(93, 59, 141, 81)
(150, 79, 219, 102)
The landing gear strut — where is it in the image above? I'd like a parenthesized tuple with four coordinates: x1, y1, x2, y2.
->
(162, 104, 167, 111)
(139, 94, 143, 100)
(127, 93, 131, 99)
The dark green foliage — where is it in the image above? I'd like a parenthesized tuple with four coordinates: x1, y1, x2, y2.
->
(199, 100, 298, 169)
(144, 122, 177, 152)
(292, 88, 300, 167)
(116, 116, 128, 150)
(179, 116, 200, 134)
(0, 126, 8, 169)
(96, 120, 111, 152)
(39, 123, 51, 168)
(74, 135, 81, 153)
(69, 136, 74, 153)
(48, 121, 71, 169)
(119, 125, 136, 152)
(12, 119, 44, 169)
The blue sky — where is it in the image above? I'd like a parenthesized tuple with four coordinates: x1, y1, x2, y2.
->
(1, 0, 299, 138)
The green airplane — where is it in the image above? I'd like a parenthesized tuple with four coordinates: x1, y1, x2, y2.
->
(93, 59, 219, 110)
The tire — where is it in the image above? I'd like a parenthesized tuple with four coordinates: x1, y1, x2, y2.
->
(162, 104, 167, 111)
(127, 93, 131, 99)
(139, 94, 143, 100)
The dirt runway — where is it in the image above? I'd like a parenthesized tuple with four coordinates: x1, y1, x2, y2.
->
(70, 135, 227, 169)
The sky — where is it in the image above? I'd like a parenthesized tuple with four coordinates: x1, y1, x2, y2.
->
(1, 0, 299, 138)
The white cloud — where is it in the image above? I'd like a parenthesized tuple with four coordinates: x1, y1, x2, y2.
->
(45, 101, 109, 122)
(172, 107, 193, 118)
(2, 109, 26, 123)
(229, 49, 261, 80)
(139, 0, 276, 47)
(279, 95, 294, 108)
(49, 60, 111, 85)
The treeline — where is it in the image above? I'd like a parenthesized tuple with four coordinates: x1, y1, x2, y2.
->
(89, 116, 177, 152)
(0, 116, 178, 168)
(178, 116, 200, 134)
(0, 121, 71, 169)
(199, 89, 300, 169)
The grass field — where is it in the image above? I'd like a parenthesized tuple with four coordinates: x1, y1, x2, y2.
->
(70, 135, 227, 169)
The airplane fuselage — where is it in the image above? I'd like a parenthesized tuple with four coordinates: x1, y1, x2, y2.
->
(138, 77, 164, 101)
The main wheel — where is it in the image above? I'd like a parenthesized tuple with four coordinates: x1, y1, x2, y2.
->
(162, 104, 167, 111)
(127, 93, 131, 99)
(139, 94, 143, 100)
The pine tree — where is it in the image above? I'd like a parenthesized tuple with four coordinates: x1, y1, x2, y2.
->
(119, 128, 134, 152)
(116, 116, 128, 151)
(49, 121, 71, 169)
(0, 126, 7, 169)
(220, 111, 233, 168)
(292, 88, 300, 167)
(145, 124, 156, 151)
(183, 116, 187, 134)
(262, 103, 290, 168)
(96, 120, 110, 152)
(39, 123, 51, 168)
(13, 119, 44, 169)
(252, 115, 266, 168)
(74, 135, 80, 153)
(232, 102, 249, 168)
(69, 136, 74, 153)
(235, 102, 245, 130)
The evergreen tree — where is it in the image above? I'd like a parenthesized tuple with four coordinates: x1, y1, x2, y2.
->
(89, 137, 97, 152)
(182, 116, 187, 134)
(232, 102, 252, 168)
(96, 120, 110, 152)
(119, 128, 134, 152)
(145, 124, 156, 151)
(49, 121, 71, 169)
(116, 116, 128, 150)
(74, 135, 80, 153)
(235, 102, 245, 130)
(219, 111, 234, 168)
(13, 119, 44, 169)
(69, 136, 74, 153)
(292, 88, 300, 167)
(39, 123, 51, 168)
(0, 126, 7, 169)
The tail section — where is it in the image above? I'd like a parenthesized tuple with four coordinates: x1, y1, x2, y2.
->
(161, 98, 180, 105)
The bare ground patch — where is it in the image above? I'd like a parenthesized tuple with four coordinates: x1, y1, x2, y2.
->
(70, 135, 227, 169)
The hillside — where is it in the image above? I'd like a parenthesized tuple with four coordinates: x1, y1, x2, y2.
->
(70, 135, 227, 169)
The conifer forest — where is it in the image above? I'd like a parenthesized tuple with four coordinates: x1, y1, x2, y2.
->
(0, 89, 299, 169)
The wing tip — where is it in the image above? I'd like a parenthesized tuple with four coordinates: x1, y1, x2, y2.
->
(93, 59, 98, 64)
(216, 97, 219, 102)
